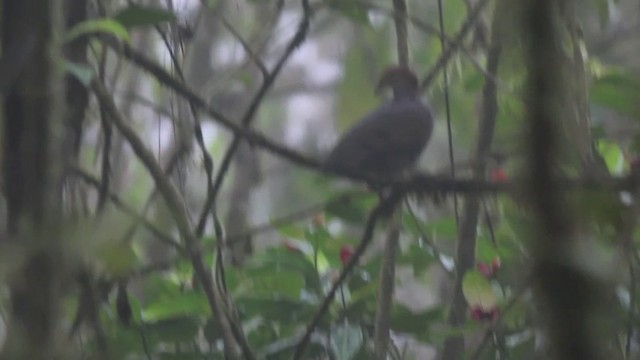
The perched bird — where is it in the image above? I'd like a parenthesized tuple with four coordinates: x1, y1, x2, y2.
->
(324, 66, 434, 181)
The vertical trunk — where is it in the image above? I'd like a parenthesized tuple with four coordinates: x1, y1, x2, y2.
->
(1, 0, 66, 358)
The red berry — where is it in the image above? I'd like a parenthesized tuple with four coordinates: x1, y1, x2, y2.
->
(339, 245, 355, 265)
(477, 262, 492, 277)
(470, 306, 484, 321)
(469, 306, 499, 322)
(490, 168, 508, 183)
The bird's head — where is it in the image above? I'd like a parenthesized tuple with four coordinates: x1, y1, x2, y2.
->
(375, 66, 419, 99)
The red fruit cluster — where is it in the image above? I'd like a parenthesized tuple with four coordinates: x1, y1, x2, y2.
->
(470, 306, 499, 322)
(339, 245, 355, 265)
(489, 168, 508, 183)
(476, 257, 501, 278)
(283, 240, 302, 253)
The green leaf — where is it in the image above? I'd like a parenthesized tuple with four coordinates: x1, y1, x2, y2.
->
(65, 61, 94, 87)
(326, 0, 369, 25)
(277, 222, 306, 240)
(248, 271, 305, 298)
(236, 297, 317, 323)
(158, 352, 206, 360)
(325, 193, 377, 224)
(462, 270, 497, 309)
(114, 4, 177, 29)
(98, 241, 137, 277)
(397, 242, 435, 276)
(596, 139, 625, 174)
(330, 323, 363, 360)
(248, 248, 322, 294)
(142, 292, 210, 321)
(391, 305, 445, 335)
(145, 316, 201, 343)
(403, 214, 458, 241)
(574, 189, 625, 230)
(591, 70, 640, 119)
(304, 227, 332, 272)
(65, 18, 130, 43)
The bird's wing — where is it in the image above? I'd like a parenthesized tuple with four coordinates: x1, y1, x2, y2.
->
(325, 100, 433, 175)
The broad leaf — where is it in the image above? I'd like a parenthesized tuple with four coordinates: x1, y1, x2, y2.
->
(462, 270, 497, 309)
(65, 18, 130, 43)
(330, 323, 363, 360)
(114, 4, 177, 29)
(142, 292, 210, 321)
(591, 70, 640, 119)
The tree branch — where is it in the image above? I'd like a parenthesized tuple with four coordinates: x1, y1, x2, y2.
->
(195, 0, 312, 236)
(292, 189, 404, 359)
(524, 1, 612, 359)
(420, 0, 491, 91)
(69, 167, 185, 253)
(373, 0, 409, 358)
(441, 16, 502, 360)
(91, 78, 253, 360)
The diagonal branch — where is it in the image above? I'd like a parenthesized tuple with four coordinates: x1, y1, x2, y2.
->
(420, 0, 491, 91)
(292, 189, 405, 360)
(102, 38, 324, 181)
(90, 78, 253, 360)
(69, 167, 185, 253)
(195, 0, 312, 236)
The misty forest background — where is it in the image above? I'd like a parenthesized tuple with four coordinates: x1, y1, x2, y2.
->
(1, 0, 640, 359)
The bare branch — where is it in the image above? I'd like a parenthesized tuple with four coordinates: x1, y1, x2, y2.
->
(195, 0, 312, 236)
(420, 0, 491, 90)
(91, 78, 253, 360)
(69, 167, 185, 253)
(292, 190, 404, 359)
(441, 26, 502, 360)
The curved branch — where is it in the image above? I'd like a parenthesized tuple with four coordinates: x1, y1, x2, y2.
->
(91, 79, 252, 360)
(196, 0, 312, 236)
(292, 190, 404, 359)
(420, 0, 491, 91)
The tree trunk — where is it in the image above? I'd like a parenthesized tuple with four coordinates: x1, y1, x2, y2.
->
(1, 0, 67, 358)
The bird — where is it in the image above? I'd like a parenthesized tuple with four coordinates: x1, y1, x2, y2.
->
(324, 66, 434, 182)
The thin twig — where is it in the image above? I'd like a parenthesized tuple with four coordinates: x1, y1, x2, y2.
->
(102, 38, 327, 187)
(195, 0, 312, 236)
(469, 277, 532, 360)
(131, 189, 368, 277)
(216, 13, 268, 77)
(404, 200, 452, 275)
(356, 0, 503, 90)
(420, 0, 491, 91)
(441, 19, 501, 359)
(373, 0, 409, 358)
(292, 190, 404, 359)
(373, 209, 401, 360)
(95, 41, 640, 194)
(91, 78, 252, 360)
(69, 167, 185, 253)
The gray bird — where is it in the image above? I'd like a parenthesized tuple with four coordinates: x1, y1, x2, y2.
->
(324, 66, 434, 181)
